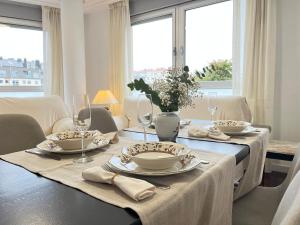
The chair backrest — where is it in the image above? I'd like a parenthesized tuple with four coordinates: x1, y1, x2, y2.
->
(79, 107, 118, 134)
(281, 145, 300, 194)
(0, 114, 45, 155)
(179, 95, 252, 122)
(272, 171, 300, 225)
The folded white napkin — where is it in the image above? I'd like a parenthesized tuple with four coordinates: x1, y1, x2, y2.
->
(82, 167, 155, 201)
(103, 132, 119, 144)
(188, 126, 230, 141)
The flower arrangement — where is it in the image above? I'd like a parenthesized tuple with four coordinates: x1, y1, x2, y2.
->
(128, 66, 202, 112)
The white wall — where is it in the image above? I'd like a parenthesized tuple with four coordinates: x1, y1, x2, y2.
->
(273, 0, 300, 142)
(84, 5, 110, 101)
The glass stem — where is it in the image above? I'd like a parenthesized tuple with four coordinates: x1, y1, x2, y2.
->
(81, 131, 85, 158)
(143, 127, 147, 142)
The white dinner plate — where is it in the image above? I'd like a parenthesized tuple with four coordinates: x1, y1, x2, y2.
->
(107, 155, 201, 176)
(37, 138, 110, 154)
(224, 126, 257, 136)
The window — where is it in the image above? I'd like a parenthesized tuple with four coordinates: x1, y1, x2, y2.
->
(0, 22, 43, 97)
(132, 10, 174, 83)
(131, 0, 233, 95)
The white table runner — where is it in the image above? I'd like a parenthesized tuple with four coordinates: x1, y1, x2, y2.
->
(125, 125, 269, 199)
(1, 137, 235, 225)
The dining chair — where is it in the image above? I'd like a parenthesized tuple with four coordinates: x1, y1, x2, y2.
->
(79, 107, 118, 133)
(271, 171, 300, 225)
(0, 114, 45, 155)
(232, 145, 300, 225)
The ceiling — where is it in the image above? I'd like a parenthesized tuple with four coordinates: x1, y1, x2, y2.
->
(3, 0, 114, 8)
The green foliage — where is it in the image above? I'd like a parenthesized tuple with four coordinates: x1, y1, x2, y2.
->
(127, 78, 164, 110)
(196, 59, 232, 81)
(127, 66, 200, 112)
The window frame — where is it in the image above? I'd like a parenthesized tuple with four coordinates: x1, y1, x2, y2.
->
(0, 17, 43, 95)
(131, 0, 233, 94)
(179, 0, 233, 92)
(131, 8, 176, 68)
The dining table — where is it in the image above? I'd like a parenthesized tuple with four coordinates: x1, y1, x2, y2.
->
(0, 126, 251, 225)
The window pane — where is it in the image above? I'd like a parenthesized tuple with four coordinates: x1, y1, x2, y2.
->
(0, 24, 43, 97)
(185, 1, 233, 94)
(132, 17, 172, 83)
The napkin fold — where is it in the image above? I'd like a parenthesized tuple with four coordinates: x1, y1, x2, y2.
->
(82, 167, 155, 201)
(188, 126, 230, 141)
(103, 132, 119, 144)
(93, 131, 119, 144)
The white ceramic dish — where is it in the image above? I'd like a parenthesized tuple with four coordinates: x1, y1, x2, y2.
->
(47, 131, 97, 150)
(122, 142, 189, 170)
(107, 155, 201, 176)
(223, 126, 257, 136)
(37, 137, 110, 154)
(214, 120, 251, 133)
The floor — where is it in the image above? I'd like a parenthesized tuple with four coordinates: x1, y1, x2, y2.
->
(261, 171, 287, 187)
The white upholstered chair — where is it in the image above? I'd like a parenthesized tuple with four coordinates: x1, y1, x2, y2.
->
(233, 146, 300, 225)
(118, 95, 252, 129)
(271, 171, 300, 225)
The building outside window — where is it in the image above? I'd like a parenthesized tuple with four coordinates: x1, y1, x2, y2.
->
(0, 22, 43, 97)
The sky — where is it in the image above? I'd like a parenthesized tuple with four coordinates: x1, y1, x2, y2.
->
(132, 0, 233, 72)
(0, 24, 43, 62)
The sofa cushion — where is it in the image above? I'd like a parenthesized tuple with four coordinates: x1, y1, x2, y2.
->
(0, 96, 69, 135)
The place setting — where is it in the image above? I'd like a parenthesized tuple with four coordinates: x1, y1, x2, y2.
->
(105, 142, 204, 176)
(186, 119, 259, 141)
(25, 94, 113, 162)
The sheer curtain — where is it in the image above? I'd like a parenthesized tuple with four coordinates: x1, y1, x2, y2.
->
(108, 0, 132, 115)
(42, 6, 64, 98)
(233, 0, 277, 127)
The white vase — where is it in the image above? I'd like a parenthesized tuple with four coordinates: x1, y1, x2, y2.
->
(155, 112, 180, 142)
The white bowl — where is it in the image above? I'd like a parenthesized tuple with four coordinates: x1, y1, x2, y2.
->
(214, 120, 251, 133)
(47, 131, 96, 150)
(122, 142, 189, 170)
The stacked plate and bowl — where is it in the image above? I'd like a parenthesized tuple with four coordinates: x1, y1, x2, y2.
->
(107, 142, 201, 176)
(37, 131, 110, 154)
(213, 120, 255, 136)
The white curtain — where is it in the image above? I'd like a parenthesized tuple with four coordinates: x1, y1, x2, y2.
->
(233, 0, 277, 127)
(42, 6, 64, 98)
(232, 0, 246, 96)
(108, 0, 132, 115)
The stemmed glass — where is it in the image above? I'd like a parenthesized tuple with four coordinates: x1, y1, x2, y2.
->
(137, 94, 153, 142)
(207, 92, 218, 122)
(72, 94, 92, 164)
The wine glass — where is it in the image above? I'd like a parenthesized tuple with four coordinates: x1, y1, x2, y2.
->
(72, 94, 92, 164)
(207, 92, 218, 122)
(137, 94, 153, 142)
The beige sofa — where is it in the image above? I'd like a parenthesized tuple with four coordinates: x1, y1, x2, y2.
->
(0, 96, 70, 135)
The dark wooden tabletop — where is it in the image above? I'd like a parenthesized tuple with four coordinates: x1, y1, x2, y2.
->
(0, 130, 249, 225)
